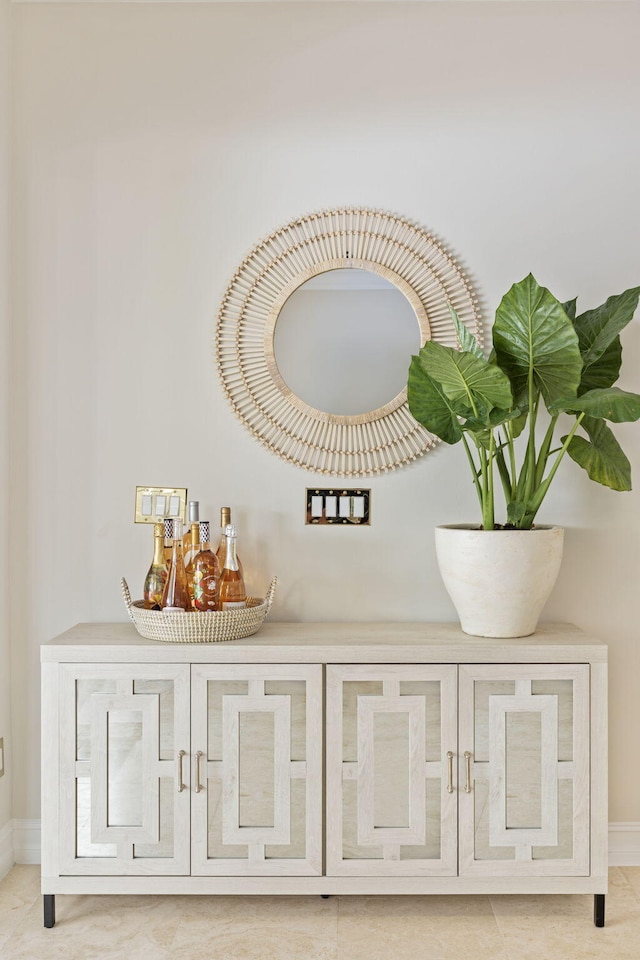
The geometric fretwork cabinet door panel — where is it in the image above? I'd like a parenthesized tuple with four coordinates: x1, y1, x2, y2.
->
(58, 663, 191, 876)
(190, 664, 323, 876)
(325, 664, 458, 876)
(458, 664, 590, 878)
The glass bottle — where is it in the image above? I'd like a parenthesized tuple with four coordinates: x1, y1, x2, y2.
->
(183, 500, 201, 567)
(219, 523, 247, 610)
(161, 518, 190, 611)
(216, 507, 244, 576)
(163, 518, 173, 566)
(143, 522, 168, 609)
(186, 521, 220, 611)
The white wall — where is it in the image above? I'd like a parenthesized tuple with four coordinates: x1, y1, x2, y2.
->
(9, 1, 640, 825)
(0, 0, 13, 845)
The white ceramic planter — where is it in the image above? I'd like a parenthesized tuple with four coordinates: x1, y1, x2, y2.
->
(435, 524, 564, 639)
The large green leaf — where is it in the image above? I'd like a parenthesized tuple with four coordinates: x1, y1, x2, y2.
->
(563, 417, 631, 491)
(574, 287, 640, 369)
(463, 406, 522, 434)
(574, 288, 639, 394)
(507, 499, 529, 526)
(508, 409, 528, 439)
(449, 305, 484, 360)
(463, 407, 522, 450)
(417, 340, 513, 416)
(493, 274, 582, 408)
(553, 387, 640, 423)
(578, 336, 622, 395)
(407, 355, 464, 444)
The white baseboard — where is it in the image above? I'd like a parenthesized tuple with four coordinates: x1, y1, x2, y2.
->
(13, 820, 41, 865)
(608, 823, 640, 867)
(5, 820, 640, 869)
(0, 819, 14, 880)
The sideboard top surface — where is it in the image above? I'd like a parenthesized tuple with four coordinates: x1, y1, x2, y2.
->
(41, 621, 607, 664)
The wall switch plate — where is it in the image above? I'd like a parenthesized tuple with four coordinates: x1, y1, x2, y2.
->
(0, 738, 4, 778)
(134, 487, 187, 525)
(305, 488, 370, 525)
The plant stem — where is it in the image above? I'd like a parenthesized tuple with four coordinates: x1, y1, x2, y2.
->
(506, 423, 517, 499)
(515, 387, 539, 503)
(535, 414, 558, 487)
(523, 386, 539, 503)
(461, 432, 483, 508)
(495, 440, 513, 505)
(486, 430, 496, 530)
(478, 440, 487, 518)
(520, 413, 586, 526)
(474, 433, 495, 530)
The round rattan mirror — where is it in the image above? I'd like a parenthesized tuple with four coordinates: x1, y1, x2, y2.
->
(272, 268, 422, 417)
(216, 208, 482, 477)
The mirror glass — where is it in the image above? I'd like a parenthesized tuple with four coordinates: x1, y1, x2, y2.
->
(273, 269, 421, 416)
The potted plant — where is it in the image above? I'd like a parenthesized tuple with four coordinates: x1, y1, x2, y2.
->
(407, 273, 640, 637)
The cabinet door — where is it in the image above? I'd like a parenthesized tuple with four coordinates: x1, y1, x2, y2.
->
(191, 664, 322, 876)
(326, 665, 458, 876)
(459, 664, 590, 877)
(59, 664, 191, 875)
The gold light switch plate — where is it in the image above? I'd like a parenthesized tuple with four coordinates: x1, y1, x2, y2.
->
(134, 486, 188, 524)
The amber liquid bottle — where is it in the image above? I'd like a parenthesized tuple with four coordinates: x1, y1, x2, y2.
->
(161, 518, 190, 611)
(216, 507, 244, 576)
(143, 523, 168, 609)
(183, 500, 200, 567)
(186, 521, 220, 611)
(219, 524, 247, 610)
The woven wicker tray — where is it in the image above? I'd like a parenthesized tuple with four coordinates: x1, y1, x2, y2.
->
(121, 576, 277, 643)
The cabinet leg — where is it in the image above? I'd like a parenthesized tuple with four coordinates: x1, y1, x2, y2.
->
(594, 894, 605, 928)
(44, 895, 55, 928)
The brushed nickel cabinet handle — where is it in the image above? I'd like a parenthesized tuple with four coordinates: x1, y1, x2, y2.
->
(177, 750, 186, 793)
(446, 751, 454, 794)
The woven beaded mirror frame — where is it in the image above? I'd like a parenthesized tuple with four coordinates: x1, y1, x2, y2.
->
(216, 209, 482, 477)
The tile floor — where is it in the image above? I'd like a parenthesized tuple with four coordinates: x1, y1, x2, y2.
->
(1, 866, 640, 959)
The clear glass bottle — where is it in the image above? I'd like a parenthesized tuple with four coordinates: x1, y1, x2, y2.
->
(186, 521, 220, 611)
(143, 522, 168, 609)
(216, 507, 244, 576)
(161, 518, 190, 611)
(183, 500, 201, 567)
(219, 523, 247, 610)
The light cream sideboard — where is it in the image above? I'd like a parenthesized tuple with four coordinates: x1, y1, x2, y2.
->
(41, 622, 608, 928)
